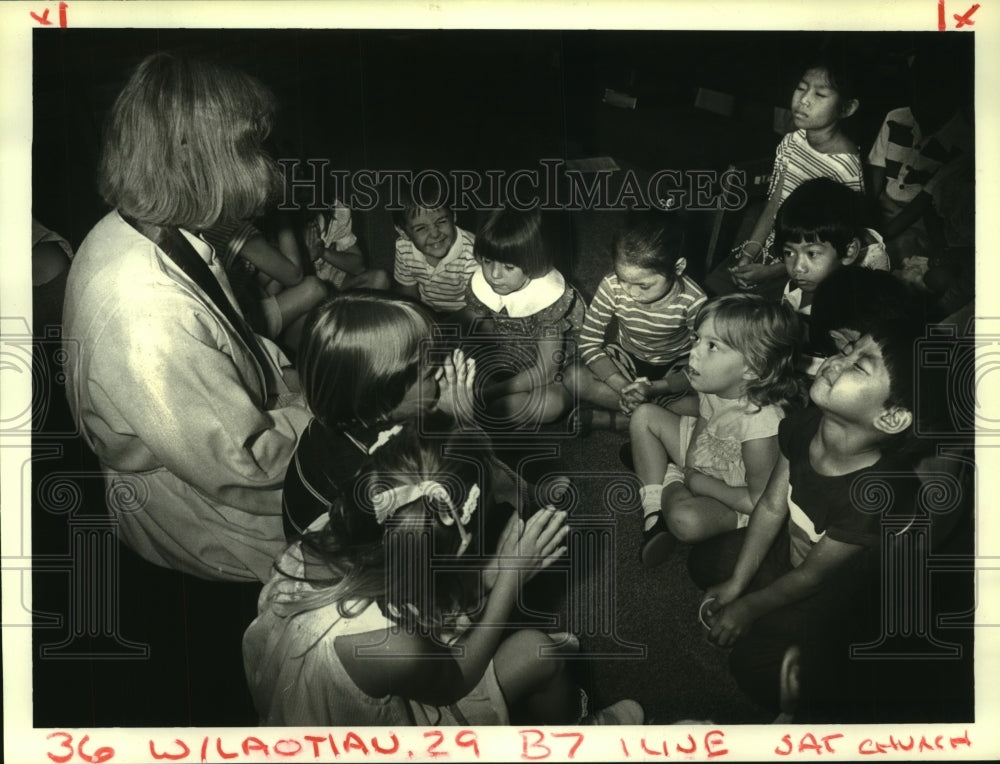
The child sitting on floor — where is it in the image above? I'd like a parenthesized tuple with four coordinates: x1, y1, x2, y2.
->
(566, 216, 706, 433)
(244, 416, 643, 726)
(302, 200, 390, 291)
(629, 295, 801, 566)
(393, 177, 478, 314)
(707, 56, 864, 299)
(775, 177, 894, 374)
(202, 213, 329, 353)
(282, 291, 478, 540)
(778, 177, 889, 319)
(462, 207, 585, 429)
(692, 310, 924, 712)
(866, 43, 973, 273)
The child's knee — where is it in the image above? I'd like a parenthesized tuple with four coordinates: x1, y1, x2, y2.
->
(302, 274, 328, 302)
(664, 500, 702, 543)
(370, 269, 390, 290)
(562, 363, 583, 394)
(507, 629, 565, 676)
(629, 402, 659, 435)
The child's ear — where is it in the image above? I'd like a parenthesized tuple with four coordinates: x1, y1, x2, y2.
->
(779, 645, 802, 717)
(873, 405, 913, 435)
(394, 224, 410, 241)
(674, 257, 687, 277)
(840, 98, 860, 119)
(841, 238, 861, 266)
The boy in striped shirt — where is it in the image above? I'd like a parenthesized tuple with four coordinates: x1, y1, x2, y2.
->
(393, 181, 477, 314)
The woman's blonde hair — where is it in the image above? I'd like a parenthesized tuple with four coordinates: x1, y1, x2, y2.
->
(98, 52, 282, 230)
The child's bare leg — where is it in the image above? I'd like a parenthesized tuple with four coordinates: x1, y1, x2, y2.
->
(629, 403, 683, 554)
(494, 630, 580, 724)
(629, 403, 683, 484)
(276, 275, 329, 352)
(487, 384, 571, 428)
(663, 485, 740, 543)
(563, 363, 630, 431)
(341, 268, 390, 291)
(564, 362, 620, 410)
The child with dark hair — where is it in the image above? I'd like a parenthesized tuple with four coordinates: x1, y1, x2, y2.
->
(808, 266, 915, 360)
(245, 416, 643, 726)
(689, 309, 925, 712)
(303, 201, 390, 291)
(283, 291, 476, 539)
(392, 176, 478, 313)
(708, 56, 864, 298)
(462, 207, 585, 429)
(629, 295, 802, 566)
(565, 217, 707, 432)
(776, 177, 889, 317)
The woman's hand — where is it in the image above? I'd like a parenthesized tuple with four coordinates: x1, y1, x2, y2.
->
(435, 348, 476, 425)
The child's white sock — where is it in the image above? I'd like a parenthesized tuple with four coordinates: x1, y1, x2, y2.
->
(663, 463, 685, 487)
(640, 484, 663, 531)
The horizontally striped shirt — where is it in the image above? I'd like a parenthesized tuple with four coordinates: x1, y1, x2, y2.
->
(760, 130, 864, 264)
(393, 226, 477, 312)
(579, 273, 707, 367)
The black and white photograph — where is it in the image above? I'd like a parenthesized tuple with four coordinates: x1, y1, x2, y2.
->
(3, 1, 997, 761)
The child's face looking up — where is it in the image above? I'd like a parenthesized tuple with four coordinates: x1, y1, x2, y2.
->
(615, 261, 678, 304)
(685, 315, 753, 399)
(791, 68, 844, 131)
(810, 332, 894, 424)
(782, 238, 847, 295)
(403, 207, 457, 260)
(481, 257, 530, 296)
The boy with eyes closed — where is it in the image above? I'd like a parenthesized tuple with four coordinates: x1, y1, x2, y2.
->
(691, 310, 923, 711)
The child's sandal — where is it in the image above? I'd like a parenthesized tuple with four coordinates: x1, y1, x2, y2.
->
(618, 441, 634, 471)
(569, 407, 594, 437)
(640, 514, 675, 568)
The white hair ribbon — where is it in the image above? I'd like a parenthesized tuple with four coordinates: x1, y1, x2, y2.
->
(371, 480, 481, 535)
(367, 424, 403, 455)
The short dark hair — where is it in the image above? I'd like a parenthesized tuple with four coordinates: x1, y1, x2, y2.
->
(474, 208, 552, 279)
(810, 267, 917, 358)
(98, 53, 281, 229)
(612, 217, 687, 278)
(775, 178, 862, 259)
(800, 44, 861, 107)
(391, 174, 455, 231)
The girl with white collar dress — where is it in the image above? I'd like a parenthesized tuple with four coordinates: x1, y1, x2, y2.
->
(462, 208, 585, 429)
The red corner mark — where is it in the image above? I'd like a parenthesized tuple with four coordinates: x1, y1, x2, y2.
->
(30, 2, 67, 27)
(954, 3, 980, 27)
